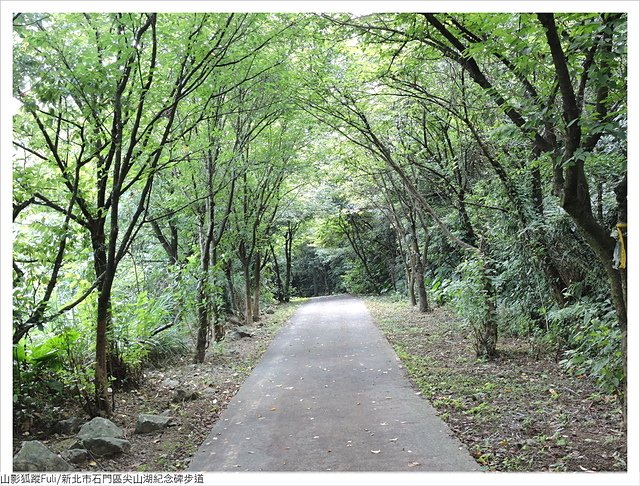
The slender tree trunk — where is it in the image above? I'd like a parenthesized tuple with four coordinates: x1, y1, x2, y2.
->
(212, 253, 224, 342)
(614, 175, 627, 422)
(94, 288, 112, 417)
(207, 253, 224, 343)
(284, 226, 294, 303)
(474, 253, 498, 359)
(419, 233, 431, 312)
(596, 181, 604, 225)
(385, 203, 413, 305)
(409, 216, 429, 312)
(223, 259, 237, 314)
(252, 252, 261, 322)
(413, 257, 428, 312)
(284, 258, 292, 302)
(90, 220, 112, 417)
(194, 252, 210, 363)
(270, 245, 285, 302)
(243, 260, 253, 325)
(407, 263, 417, 306)
(538, 13, 627, 353)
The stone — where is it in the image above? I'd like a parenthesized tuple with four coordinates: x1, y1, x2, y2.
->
(172, 388, 200, 403)
(135, 414, 173, 434)
(265, 308, 275, 314)
(13, 441, 74, 471)
(77, 417, 124, 441)
(228, 326, 253, 340)
(161, 378, 180, 389)
(81, 437, 131, 457)
(61, 449, 90, 465)
(56, 417, 84, 435)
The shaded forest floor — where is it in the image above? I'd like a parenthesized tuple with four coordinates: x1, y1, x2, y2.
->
(13, 301, 303, 472)
(365, 296, 627, 472)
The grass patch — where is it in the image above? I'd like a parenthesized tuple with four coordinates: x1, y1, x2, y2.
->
(364, 295, 626, 472)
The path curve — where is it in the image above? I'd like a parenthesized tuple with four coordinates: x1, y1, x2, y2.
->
(188, 295, 480, 472)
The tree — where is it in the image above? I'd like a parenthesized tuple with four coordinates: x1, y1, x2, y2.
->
(13, 12, 277, 416)
(12, 11, 627, 426)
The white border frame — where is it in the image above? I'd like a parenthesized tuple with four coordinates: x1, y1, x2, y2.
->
(1, 2, 638, 485)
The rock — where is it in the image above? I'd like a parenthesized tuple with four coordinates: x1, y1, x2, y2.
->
(161, 378, 180, 389)
(135, 414, 173, 434)
(228, 326, 253, 340)
(77, 417, 125, 441)
(81, 437, 131, 458)
(201, 387, 216, 397)
(73, 417, 129, 458)
(13, 441, 74, 471)
(172, 388, 201, 403)
(56, 417, 84, 435)
(265, 308, 275, 314)
(61, 449, 89, 465)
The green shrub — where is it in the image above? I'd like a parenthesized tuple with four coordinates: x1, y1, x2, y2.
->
(438, 256, 498, 357)
(554, 302, 623, 395)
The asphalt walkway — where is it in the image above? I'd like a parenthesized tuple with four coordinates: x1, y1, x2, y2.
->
(188, 295, 480, 472)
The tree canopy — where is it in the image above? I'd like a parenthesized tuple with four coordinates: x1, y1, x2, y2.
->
(9, 10, 630, 424)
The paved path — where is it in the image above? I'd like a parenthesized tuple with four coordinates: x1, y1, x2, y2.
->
(188, 295, 480, 472)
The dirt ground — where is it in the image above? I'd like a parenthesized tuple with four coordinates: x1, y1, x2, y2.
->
(13, 301, 301, 472)
(365, 297, 627, 472)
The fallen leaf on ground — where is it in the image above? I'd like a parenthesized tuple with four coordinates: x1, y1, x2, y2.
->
(371, 450, 381, 454)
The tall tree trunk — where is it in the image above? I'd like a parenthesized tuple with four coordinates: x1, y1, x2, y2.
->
(243, 260, 253, 325)
(614, 174, 627, 422)
(284, 224, 295, 303)
(223, 259, 237, 315)
(270, 245, 285, 302)
(414, 260, 429, 313)
(473, 252, 498, 359)
(252, 252, 261, 322)
(194, 251, 210, 364)
(538, 12, 626, 331)
(95, 290, 112, 417)
(419, 232, 431, 312)
(90, 220, 112, 417)
(284, 257, 292, 302)
(407, 263, 417, 307)
(409, 215, 429, 312)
